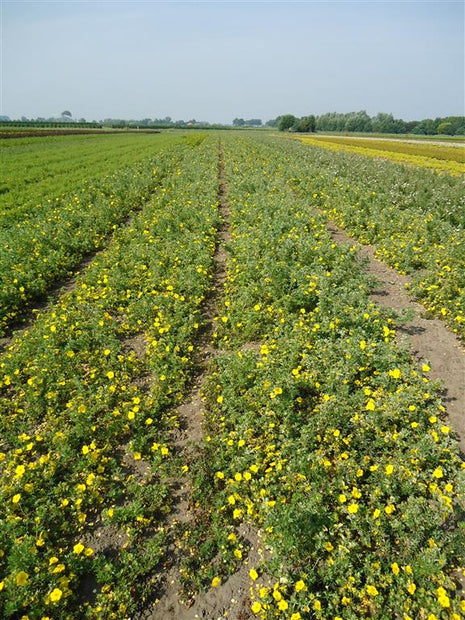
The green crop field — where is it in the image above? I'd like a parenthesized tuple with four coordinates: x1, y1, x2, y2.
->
(0, 132, 464, 619)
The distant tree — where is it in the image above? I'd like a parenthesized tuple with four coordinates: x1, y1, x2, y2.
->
(78, 117, 86, 123)
(233, 118, 246, 127)
(278, 114, 297, 131)
(265, 118, 279, 127)
(412, 119, 436, 135)
(244, 119, 262, 127)
(61, 110, 72, 118)
(437, 122, 454, 135)
(295, 115, 316, 133)
(404, 121, 419, 133)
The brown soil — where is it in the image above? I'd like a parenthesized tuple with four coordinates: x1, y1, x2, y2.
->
(327, 222, 465, 453)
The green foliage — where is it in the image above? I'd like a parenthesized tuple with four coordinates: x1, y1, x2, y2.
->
(186, 136, 465, 618)
(278, 115, 297, 132)
(0, 138, 220, 618)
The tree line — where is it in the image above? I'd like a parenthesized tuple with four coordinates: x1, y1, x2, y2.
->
(268, 112, 465, 135)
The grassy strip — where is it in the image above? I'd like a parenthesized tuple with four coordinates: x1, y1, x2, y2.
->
(258, 135, 465, 339)
(0, 136, 207, 336)
(186, 137, 465, 619)
(0, 138, 220, 618)
(296, 136, 465, 175)
(0, 132, 187, 222)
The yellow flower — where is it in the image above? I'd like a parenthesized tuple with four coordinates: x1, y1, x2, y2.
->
(366, 399, 375, 411)
(385, 504, 395, 515)
(211, 577, 221, 588)
(12, 494, 21, 504)
(16, 571, 29, 586)
(73, 543, 84, 554)
(385, 464, 394, 475)
(277, 599, 288, 611)
(295, 580, 307, 592)
(422, 364, 430, 372)
(313, 599, 321, 610)
(106, 371, 114, 379)
(249, 569, 258, 581)
(251, 601, 262, 614)
(49, 588, 62, 602)
(324, 542, 333, 551)
(291, 614, 302, 620)
(348, 503, 358, 514)
(407, 582, 416, 595)
(389, 368, 401, 379)
(437, 587, 450, 608)
(366, 585, 379, 596)
(391, 562, 400, 575)
(432, 467, 443, 479)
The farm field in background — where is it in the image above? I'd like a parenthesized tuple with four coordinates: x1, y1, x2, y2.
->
(0, 132, 464, 619)
(0, 132, 185, 221)
(295, 134, 465, 175)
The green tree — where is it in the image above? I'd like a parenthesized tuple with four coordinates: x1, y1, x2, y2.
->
(278, 114, 297, 131)
(295, 115, 316, 133)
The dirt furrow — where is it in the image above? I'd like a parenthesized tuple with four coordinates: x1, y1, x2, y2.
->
(142, 143, 233, 619)
(327, 222, 465, 453)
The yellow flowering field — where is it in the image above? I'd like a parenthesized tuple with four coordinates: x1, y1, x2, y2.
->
(270, 136, 465, 339)
(0, 134, 201, 336)
(184, 136, 464, 619)
(0, 138, 220, 617)
(296, 135, 465, 175)
(0, 133, 464, 619)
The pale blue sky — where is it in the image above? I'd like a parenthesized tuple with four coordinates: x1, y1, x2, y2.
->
(2, 1, 464, 123)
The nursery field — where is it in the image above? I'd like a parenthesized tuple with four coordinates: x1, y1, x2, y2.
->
(296, 135, 465, 175)
(0, 132, 464, 620)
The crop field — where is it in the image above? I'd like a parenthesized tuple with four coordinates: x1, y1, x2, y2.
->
(296, 135, 465, 175)
(0, 132, 464, 619)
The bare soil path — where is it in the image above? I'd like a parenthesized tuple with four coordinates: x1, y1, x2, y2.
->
(327, 222, 465, 453)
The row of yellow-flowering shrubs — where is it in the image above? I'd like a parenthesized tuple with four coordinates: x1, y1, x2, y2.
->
(0, 132, 187, 224)
(271, 136, 465, 339)
(296, 136, 465, 175)
(0, 134, 204, 336)
(185, 137, 465, 619)
(0, 138, 220, 618)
